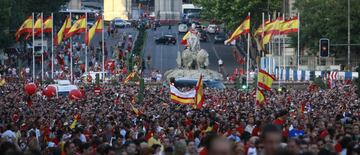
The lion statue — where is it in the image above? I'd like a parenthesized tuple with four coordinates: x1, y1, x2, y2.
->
(196, 49, 209, 69)
(181, 48, 195, 69)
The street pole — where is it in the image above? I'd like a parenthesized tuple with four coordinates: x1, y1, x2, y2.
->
(102, 14, 105, 82)
(261, 12, 264, 57)
(297, 12, 300, 69)
(51, 13, 54, 79)
(268, 14, 271, 55)
(347, 0, 351, 68)
(246, 12, 250, 88)
(283, 14, 286, 79)
(41, 12, 44, 81)
(70, 12, 73, 82)
(32, 12, 35, 81)
(85, 12, 88, 74)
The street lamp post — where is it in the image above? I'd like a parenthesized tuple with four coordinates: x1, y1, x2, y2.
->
(347, 0, 350, 68)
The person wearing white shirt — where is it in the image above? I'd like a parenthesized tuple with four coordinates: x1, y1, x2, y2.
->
(2, 124, 16, 143)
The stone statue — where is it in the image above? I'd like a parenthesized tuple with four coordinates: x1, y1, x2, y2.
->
(166, 24, 223, 81)
(176, 30, 209, 69)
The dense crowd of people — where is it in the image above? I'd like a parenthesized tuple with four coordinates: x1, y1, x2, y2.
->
(0, 76, 359, 155)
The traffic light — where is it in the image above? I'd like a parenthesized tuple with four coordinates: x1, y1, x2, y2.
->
(241, 77, 247, 89)
(319, 38, 330, 57)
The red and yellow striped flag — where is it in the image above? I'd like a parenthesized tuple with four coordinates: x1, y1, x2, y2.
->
(64, 16, 86, 39)
(15, 16, 33, 41)
(260, 17, 283, 48)
(85, 17, 103, 46)
(256, 88, 266, 104)
(280, 16, 299, 35)
(124, 71, 136, 84)
(257, 69, 275, 91)
(224, 15, 250, 45)
(193, 75, 204, 109)
(43, 16, 53, 33)
(54, 17, 71, 46)
(254, 19, 270, 37)
(33, 16, 43, 37)
(181, 31, 191, 45)
(170, 84, 196, 105)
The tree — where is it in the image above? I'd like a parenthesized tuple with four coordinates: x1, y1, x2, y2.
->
(291, 0, 360, 56)
(0, 0, 69, 49)
(192, 0, 282, 31)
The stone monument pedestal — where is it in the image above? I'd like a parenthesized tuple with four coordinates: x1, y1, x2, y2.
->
(164, 69, 223, 81)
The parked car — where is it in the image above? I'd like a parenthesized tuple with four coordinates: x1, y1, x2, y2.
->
(178, 24, 188, 33)
(198, 30, 208, 42)
(214, 33, 227, 44)
(207, 24, 218, 34)
(155, 35, 177, 45)
(113, 18, 131, 28)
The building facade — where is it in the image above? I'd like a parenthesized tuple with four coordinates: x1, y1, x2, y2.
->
(104, 0, 132, 21)
(154, 0, 182, 21)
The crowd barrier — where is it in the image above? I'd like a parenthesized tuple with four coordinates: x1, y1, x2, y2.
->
(272, 68, 358, 81)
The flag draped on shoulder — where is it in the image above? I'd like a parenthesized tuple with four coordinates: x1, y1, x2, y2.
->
(15, 16, 33, 41)
(257, 69, 275, 91)
(224, 15, 250, 45)
(54, 17, 71, 46)
(85, 17, 103, 46)
(170, 84, 196, 105)
(256, 88, 266, 104)
(194, 75, 204, 109)
(64, 16, 86, 39)
(43, 16, 53, 33)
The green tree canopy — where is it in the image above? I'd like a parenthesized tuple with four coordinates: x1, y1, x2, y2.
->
(192, 0, 282, 31)
(292, 0, 360, 56)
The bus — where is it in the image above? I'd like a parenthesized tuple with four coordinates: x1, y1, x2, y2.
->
(182, 4, 201, 19)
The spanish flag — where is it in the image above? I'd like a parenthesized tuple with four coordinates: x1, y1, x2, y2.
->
(224, 15, 250, 45)
(124, 71, 136, 84)
(193, 75, 204, 109)
(43, 16, 53, 33)
(256, 88, 266, 104)
(15, 16, 33, 41)
(170, 84, 196, 105)
(33, 16, 43, 37)
(280, 16, 299, 35)
(181, 31, 191, 45)
(130, 103, 142, 116)
(257, 69, 275, 91)
(85, 17, 103, 46)
(69, 114, 81, 129)
(64, 16, 86, 39)
(260, 17, 283, 48)
(54, 17, 71, 46)
(254, 19, 270, 37)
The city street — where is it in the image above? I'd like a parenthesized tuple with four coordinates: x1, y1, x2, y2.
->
(143, 25, 241, 77)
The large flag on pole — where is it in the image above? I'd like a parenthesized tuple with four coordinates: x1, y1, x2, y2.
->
(85, 17, 103, 46)
(280, 16, 299, 35)
(43, 15, 53, 33)
(64, 16, 86, 39)
(54, 17, 71, 46)
(33, 16, 43, 37)
(15, 16, 33, 41)
(260, 17, 283, 48)
(254, 19, 270, 37)
(257, 69, 276, 91)
(193, 75, 204, 109)
(170, 84, 196, 105)
(224, 15, 250, 45)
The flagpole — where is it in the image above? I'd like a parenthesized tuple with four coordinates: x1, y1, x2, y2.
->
(261, 12, 264, 57)
(51, 13, 54, 79)
(70, 12, 73, 82)
(297, 12, 300, 69)
(102, 13, 105, 82)
(41, 12, 44, 81)
(277, 12, 281, 85)
(282, 13, 286, 79)
(268, 14, 271, 55)
(246, 12, 250, 88)
(85, 12, 88, 74)
(32, 12, 35, 81)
